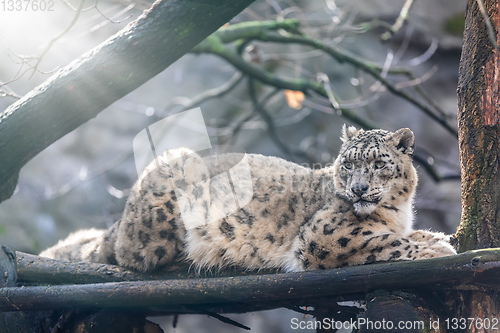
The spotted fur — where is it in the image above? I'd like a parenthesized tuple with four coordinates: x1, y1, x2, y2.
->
(40, 126, 456, 272)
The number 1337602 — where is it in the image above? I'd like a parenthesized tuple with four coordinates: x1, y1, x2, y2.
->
(1, 0, 54, 11)
(444, 317, 499, 330)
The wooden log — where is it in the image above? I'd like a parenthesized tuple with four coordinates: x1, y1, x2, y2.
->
(2, 249, 500, 313)
(0, 247, 45, 333)
(16, 252, 278, 285)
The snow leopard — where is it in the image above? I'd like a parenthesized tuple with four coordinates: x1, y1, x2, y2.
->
(40, 126, 456, 272)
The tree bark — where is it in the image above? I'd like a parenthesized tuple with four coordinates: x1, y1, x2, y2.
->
(457, 0, 500, 252)
(455, 0, 500, 330)
(0, 0, 255, 203)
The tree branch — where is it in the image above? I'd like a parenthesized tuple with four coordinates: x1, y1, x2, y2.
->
(475, 0, 500, 50)
(0, 0, 256, 203)
(15, 251, 278, 285)
(192, 19, 458, 138)
(169, 72, 245, 114)
(381, 0, 415, 40)
(193, 31, 379, 132)
(6, 249, 500, 312)
(27, 0, 85, 78)
(243, 31, 459, 138)
(247, 80, 308, 161)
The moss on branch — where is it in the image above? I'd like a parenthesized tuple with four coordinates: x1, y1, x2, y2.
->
(193, 19, 458, 138)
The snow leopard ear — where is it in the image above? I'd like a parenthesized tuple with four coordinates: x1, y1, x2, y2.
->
(341, 124, 363, 142)
(390, 128, 414, 156)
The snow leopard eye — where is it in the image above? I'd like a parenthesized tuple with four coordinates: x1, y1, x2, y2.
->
(374, 160, 386, 169)
(343, 161, 353, 170)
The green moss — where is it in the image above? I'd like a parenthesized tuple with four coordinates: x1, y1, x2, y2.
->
(444, 12, 465, 36)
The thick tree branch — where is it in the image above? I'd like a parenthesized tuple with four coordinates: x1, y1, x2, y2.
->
(0, 0, 255, 203)
(16, 251, 274, 285)
(5, 249, 500, 313)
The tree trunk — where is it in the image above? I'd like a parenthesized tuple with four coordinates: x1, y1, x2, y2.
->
(0, 0, 255, 203)
(457, 0, 500, 252)
(455, 0, 500, 329)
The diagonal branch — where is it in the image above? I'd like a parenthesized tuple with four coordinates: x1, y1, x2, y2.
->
(0, 0, 256, 203)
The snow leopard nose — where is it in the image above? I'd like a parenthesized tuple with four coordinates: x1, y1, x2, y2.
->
(351, 183, 369, 197)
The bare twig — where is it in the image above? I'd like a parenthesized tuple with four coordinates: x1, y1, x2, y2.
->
(193, 19, 458, 137)
(413, 147, 461, 181)
(193, 34, 379, 132)
(217, 111, 258, 146)
(249, 32, 458, 137)
(247, 79, 310, 161)
(0, 83, 21, 99)
(316, 72, 341, 109)
(28, 0, 86, 78)
(88, 4, 135, 32)
(476, 0, 500, 50)
(381, 0, 415, 40)
(169, 72, 245, 114)
(6, 0, 134, 84)
(200, 310, 250, 330)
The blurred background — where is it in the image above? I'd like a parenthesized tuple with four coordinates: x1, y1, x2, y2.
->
(0, 0, 465, 331)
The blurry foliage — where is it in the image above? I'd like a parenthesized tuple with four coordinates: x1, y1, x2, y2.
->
(444, 12, 466, 36)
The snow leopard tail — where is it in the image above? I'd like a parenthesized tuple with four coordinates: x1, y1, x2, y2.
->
(39, 222, 119, 265)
